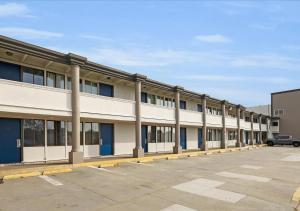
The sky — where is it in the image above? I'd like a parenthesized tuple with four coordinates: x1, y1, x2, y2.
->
(0, 1, 300, 107)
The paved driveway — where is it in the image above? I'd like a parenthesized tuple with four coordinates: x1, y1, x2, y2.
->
(0, 147, 299, 211)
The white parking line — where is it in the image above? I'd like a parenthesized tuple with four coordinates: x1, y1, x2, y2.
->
(240, 165, 262, 170)
(173, 178, 245, 203)
(161, 204, 197, 211)
(281, 155, 300, 162)
(88, 166, 127, 176)
(39, 175, 63, 186)
(216, 171, 271, 182)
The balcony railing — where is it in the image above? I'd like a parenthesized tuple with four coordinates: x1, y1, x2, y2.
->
(141, 103, 175, 124)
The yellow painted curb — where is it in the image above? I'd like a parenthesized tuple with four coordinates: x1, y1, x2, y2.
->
(99, 163, 116, 168)
(138, 158, 154, 163)
(292, 187, 300, 202)
(3, 171, 41, 180)
(43, 168, 72, 175)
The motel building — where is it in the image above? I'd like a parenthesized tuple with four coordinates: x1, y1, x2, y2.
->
(0, 35, 271, 164)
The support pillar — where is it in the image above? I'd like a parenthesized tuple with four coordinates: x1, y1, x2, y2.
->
(250, 112, 254, 146)
(69, 64, 83, 164)
(133, 74, 146, 158)
(259, 114, 263, 144)
(201, 95, 208, 151)
(236, 105, 242, 147)
(221, 101, 226, 149)
(173, 86, 183, 154)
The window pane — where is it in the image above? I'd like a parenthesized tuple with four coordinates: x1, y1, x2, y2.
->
(157, 127, 162, 143)
(56, 74, 65, 89)
(56, 121, 65, 146)
(85, 80, 92, 94)
(92, 123, 99, 145)
(47, 72, 55, 87)
(23, 69, 33, 84)
(34, 70, 44, 85)
(34, 120, 45, 146)
(150, 126, 156, 143)
(85, 123, 92, 145)
(24, 120, 35, 146)
(91, 82, 97, 95)
(67, 122, 72, 146)
(67, 77, 72, 90)
(47, 121, 55, 146)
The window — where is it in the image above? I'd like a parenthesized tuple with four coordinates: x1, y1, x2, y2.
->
(147, 94, 156, 104)
(23, 119, 45, 147)
(85, 122, 99, 145)
(228, 130, 237, 140)
(148, 126, 157, 143)
(67, 77, 72, 90)
(245, 116, 250, 122)
(157, 127, 163, 143)
(180, 100, 186, 109)
(207, 129, 222, 141)
(46, 72, 65, 89)
(99, 83, 113, 97)
(0, 61, 20, 81)
(164, 127, 173, 142)
(253, 118, 258, 123)
(47, 121, 65, 146)
(197, 104, 203, 112)
(206, 106, 222, 115)
(274, 109, 284, 117)
(84, 80, 98, 95)
(164, 98, 174, 108)
(67, 122, 83, 146)
(272, 121, 279, 126)
(23, 67, 44, 85)
(141, 92, 147, 103)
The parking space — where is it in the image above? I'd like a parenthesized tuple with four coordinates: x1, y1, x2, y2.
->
(0, 147, 299, 211)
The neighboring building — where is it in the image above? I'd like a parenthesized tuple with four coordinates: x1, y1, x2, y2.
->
(271, 89, 300, 139)
(0, 35, 270, 164)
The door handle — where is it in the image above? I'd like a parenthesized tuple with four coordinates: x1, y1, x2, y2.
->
(16, 139, 21, 148)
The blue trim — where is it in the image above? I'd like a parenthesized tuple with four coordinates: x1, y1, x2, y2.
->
(0, 61, 20, 82)
(0, 118, 21, 164)
(180, 100, 186, 109)
(198, 128, 202, 148)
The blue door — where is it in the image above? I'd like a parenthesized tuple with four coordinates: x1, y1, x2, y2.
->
(0, 118, 21, 164)
(100, 123, 114, 156)
(180, 127, 187, 150)
(245, 132, 249, 144)
(142, 125, 148, 153)
(198, 128, 202, 148)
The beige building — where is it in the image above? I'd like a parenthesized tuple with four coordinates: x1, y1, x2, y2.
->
(272, 89, 300, 139)
(0, 35, 270, 165)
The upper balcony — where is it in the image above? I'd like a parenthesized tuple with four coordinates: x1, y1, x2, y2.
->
(261, 123, 268, 132)
(206, 114, 222, 128)
(180, 110, 203, 126)
(242, 120, 252, 130)
(0, 79, 71, 117)
(253, 123, 260, 131)
(225, 116, 237, 129)
(141, 103, 175, 124)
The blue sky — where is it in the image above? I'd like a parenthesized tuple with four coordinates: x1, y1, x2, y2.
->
(0, 1, 300, 106)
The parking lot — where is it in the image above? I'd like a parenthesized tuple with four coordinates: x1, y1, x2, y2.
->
(0, 147, 299, 211)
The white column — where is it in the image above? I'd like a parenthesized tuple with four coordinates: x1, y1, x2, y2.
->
(221, 101, 226, 149)
(236, 105, 241, 147)
(201, 95, 208, 151)
(250, 112, 254, 145)
(173, 86, 183, 154)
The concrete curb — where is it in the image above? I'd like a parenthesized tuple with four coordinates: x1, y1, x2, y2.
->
(292, 187, 300, 202)
(0, 144, 266, 181)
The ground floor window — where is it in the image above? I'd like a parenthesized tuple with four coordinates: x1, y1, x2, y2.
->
(23, 119, 45, 147)
(47, 121, 65, 146)
(147, 125, 175, 143)
(207, 129, 222, 141)
(85, 122, 99, 145)
(227, 130, 237, 140)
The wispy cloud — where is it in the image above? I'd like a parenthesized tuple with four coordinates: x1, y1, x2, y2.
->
(195, 34, 232, 43)
(0, 2, 32, 17)
(0, 27, 63, 39)
(80, 35, 114, 42)
(179, 75, 293, 85)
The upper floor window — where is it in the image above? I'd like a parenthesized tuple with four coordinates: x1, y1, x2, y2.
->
(0, 61, 20, 82)
(147, 94, 156, 105)
(180, 100, 186, 109)
(272, 121, 279, 126)
(47, 71, 65, 89)
(141, 92, 147, 103)
(206, 106, 222, 115)
(99, 83, 113, 97)
(274, 109, 284, 117)
(245, 116, 250, 122)
(165, 98, 175, 108)
(85, 80, 98, 95)
(197, 104, 203, 112)
(23, 67, 44, 85)
(156, 96, 164, 106)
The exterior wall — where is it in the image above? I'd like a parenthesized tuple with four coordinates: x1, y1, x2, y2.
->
(272, 90, 300, 139)
(186, 127, 198, 150)
(114, 83, 135, 101)
(114, 122, 135, 155)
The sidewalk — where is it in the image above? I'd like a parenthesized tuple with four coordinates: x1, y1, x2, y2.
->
(0, 144, 265, 180)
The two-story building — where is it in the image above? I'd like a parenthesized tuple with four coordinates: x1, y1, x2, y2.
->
(0, 35, 270, 164)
